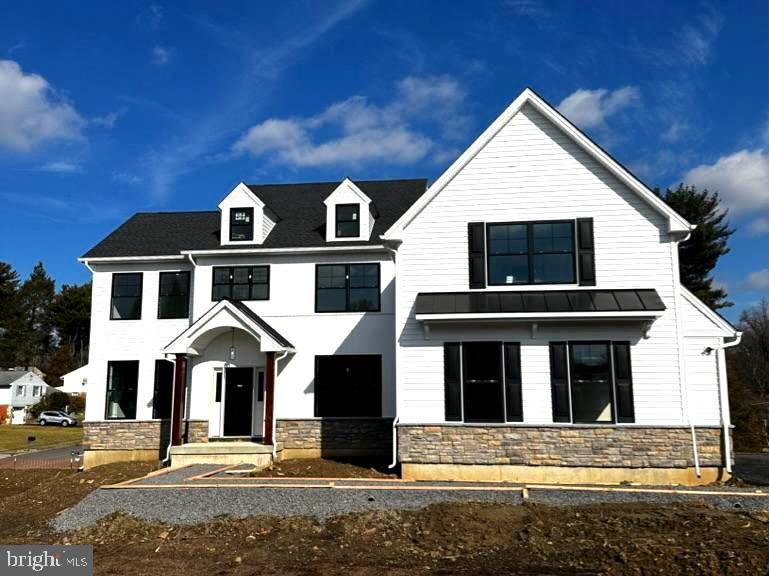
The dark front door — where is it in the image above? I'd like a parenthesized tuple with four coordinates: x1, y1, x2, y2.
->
(224, 367, 253, 436)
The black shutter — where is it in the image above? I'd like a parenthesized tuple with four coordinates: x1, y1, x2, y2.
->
(504, 343, 523, 422)
(444, 343, 462, 421)
(468, 223, 486, 289)
(577, 218, 595, 286)
(612, 342, 635, 423)
(549, 343, 570, 422)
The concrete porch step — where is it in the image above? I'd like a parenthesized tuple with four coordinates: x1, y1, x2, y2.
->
(170, 442, 283, 468)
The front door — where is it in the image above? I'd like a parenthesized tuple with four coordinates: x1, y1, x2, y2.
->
(223, 367, 253, 436)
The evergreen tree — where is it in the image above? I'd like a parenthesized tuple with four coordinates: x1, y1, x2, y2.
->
(42, 344, 77, 387)
(662, 184, 734, 309)
(0, 262, 24, 367)
(51, 282, 91, 364)
(18, 262, 56, 366)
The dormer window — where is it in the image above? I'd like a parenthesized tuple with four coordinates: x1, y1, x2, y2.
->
(335, 204, 360, 238)
(230, 208, 254, 241)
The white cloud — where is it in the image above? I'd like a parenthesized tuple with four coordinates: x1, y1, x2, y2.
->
(557, 86, 641, 130)
(233, 75, 467, 168)
(682, 149, 769, 221)
(681, 10, 721, 66)
(747, 217, 769, 236)
(661, 120, 687, 143)
(0, 59, 83, 152)
(739, 268, 769, 292)
(91, 109, 125, 128)
(151, 46, 173, 66)
(112, 171, 142, 185)
(39, 161, 82, 173)
(137, 4, 163, 30)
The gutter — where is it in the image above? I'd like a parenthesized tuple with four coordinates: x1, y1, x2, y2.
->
(707, 332, 743, 474)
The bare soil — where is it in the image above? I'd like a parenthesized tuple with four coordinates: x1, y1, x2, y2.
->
(2, 464, 769, 575)
(250, 457, 397, 479)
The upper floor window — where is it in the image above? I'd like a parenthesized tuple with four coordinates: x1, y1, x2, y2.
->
(212, 266, 269, 301)
(15, 385, 23, 397)
(487, 221, 575, 285)
(32, 385, 42, 397)
(158, 272, 191, 319)
(230, 207, 254, 241)
(111, 273, 143, 320)
(335, 204, 360, 238)
(316, 263, 379, 312)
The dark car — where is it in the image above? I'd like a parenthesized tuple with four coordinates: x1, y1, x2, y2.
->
(37, 411, 77, 427)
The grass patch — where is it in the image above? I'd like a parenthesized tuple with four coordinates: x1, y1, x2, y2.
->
(0, 425, 83, 453)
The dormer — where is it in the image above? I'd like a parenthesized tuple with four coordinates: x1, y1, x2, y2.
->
(218, 182, 276, 246)
(323, 178, 376, 242)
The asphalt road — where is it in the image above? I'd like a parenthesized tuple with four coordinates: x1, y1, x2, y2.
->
(0, 444, 84, 469)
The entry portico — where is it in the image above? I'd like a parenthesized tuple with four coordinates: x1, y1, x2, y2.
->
(163, 298, 294, 459)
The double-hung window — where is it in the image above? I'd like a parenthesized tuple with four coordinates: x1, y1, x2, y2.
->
(316, 263, 379, 312)
(550, 341, 634, 424)
(105, 361, 139, 420)
(158, 272, 190, 319)
(335, 204, 360, 238)
(152, 360, 174, 419)
(444, 341, 522, 423)
(487, 221, 575, 285)
(230, 208, 254, 241)
(314, 354, 382, 417)
(110, 273, 143, 320)
(212, 266, 269, 301)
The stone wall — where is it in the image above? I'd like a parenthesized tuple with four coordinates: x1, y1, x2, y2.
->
(398, 425, 726, 468)
(277, 418, 393, 454)
(185, 420, 209, 443)
(84, 421, 169, 452)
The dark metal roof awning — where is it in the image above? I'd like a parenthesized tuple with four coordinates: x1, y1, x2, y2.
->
(415, 289, 665, 320)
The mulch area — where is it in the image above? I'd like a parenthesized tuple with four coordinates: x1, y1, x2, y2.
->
(2, 462, 769, 574)
(250, 458, 398, 479)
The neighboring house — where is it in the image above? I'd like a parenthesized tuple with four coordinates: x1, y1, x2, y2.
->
(59, 365, 89, 396)
(0, 369, 55, 424)
(78, 88, 739, 484)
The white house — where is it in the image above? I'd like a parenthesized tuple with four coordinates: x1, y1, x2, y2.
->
(59, 365, 89, 396)
(78, 88, 739, 484)
(0, 369, 55, 424)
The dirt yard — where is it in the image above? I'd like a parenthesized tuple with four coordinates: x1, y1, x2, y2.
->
(251, 457, 398, 478)
(2, 463, 769, 575)
(0, 424, 83, 452)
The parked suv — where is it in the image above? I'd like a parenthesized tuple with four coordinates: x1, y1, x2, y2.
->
(38, 411, 77, 427)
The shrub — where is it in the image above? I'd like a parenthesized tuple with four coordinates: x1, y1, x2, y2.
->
(27, 391, 71, 418)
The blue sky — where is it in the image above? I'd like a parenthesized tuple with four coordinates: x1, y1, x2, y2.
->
(0, 0, 766, 320)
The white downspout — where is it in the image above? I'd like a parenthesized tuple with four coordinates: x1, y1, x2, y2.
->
(672, 231, 700, 477)
(273, 349, 290, 460)
(709, 333, 742, 474)
(382, 242, 400, 470)
(82, 260, 95, 274)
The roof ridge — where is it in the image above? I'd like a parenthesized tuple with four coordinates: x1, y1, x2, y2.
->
(246, 178, 427, 188)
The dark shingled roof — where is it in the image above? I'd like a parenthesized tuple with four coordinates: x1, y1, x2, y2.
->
(227, 300, 294, 349)
(82, 179, 427, 258)
(415, 289, 666, 315)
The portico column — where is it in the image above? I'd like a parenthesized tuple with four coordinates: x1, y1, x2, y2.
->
(264, 351, 276, 445)
(171, 353, 186, 446)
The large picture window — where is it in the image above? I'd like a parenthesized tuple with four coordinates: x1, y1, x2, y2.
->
(487, 221, 575, 285)
(335, 204, 360, 238)
(152, 360, 174, 419)
(230, 207, 254, 241)
(212, 266, 269, 301)
(444, 341, 522, 423)
(110, 273, 143, 320)
(314, 355, 381, 417)
(315, 263, 379, 312)
(105, 361, 139, 419)
(158, 271, 190, 319)
(550, 341, 634, 424)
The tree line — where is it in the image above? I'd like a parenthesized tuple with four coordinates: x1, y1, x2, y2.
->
(0, 261, 90, 386)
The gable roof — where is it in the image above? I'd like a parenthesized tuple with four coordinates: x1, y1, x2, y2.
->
(0, 370, 37, 387)
(383, 87, 692, 240)
(82, 179, 427, 259)
(680, 286, 738, 336)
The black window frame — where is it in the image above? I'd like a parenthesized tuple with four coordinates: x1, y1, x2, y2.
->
(313, 354, 382, 417)
(211, 266, 270, 302)
(157, 271, 191, 319)
(443, 341, 523, 424)
(229, 207, 254, 241)
(315, 263, 380, 313)
(152, 359, 174, 419)
(486, 220, 577, 286)
(105, 360, 139, 420)
(110, 273, 143, 320)
(335, 203, 360, 238)
(548, 340, 635, 424)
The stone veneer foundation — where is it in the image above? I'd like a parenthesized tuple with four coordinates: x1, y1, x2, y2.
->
(397, 424, 729, 485)
(277, 418, 393, 458)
